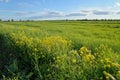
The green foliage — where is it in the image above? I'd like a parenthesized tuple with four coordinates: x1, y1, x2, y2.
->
(0, 21, 120, 80)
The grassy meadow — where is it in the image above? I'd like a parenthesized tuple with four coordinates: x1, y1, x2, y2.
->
(0, 20, 120, 80)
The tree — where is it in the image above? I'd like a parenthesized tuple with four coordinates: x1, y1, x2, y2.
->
(0, 19, 2, 22)
(11, 19, 14, 22)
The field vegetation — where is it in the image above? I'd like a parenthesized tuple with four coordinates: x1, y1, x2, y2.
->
(0, 20, 120, 80)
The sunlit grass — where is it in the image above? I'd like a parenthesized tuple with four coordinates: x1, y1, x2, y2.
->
(0, 20, 120, 80)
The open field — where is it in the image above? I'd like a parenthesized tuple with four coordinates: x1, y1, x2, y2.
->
(0, 20, 120, 80)
(2, 20, 120, 52)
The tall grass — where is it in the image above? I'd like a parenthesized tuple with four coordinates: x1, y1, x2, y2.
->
(3, 20, 120, 53)
(0, 21, 120, 80)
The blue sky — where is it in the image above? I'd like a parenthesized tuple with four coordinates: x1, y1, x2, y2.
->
(0, 0, 120, 20)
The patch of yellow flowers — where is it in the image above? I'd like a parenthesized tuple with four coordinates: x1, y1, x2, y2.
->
(79, 47, 95, 62)
(7, 32, 120, 80)
(42, 36, 70, 52)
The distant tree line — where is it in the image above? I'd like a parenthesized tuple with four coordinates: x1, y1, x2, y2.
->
(1, 19, 120, 22)
(0, 19, 35, 22)
(73, 19, 120, 21)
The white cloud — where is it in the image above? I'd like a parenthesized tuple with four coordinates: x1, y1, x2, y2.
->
(1, 7, 120, 20)
(0, 0, 10, 2)
(114, 2, 120, 7)
(15, 11, 35, 16)
(44, 10, 63, 17)
(93, 10, 112, 15)
(28, 10, 64, 19)
(25, 9, 120, 20)
(116, 11, 120, 14)
(66, 12, 87, 17)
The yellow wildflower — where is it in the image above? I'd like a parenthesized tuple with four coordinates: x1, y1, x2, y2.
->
(107, 64, 110, 68)
(104, 64, 111, 68)
(118, 71, 120, 74)
(72, 59, 77, 63)
(100, 77, 103, 80)
(106, 76, 109, 80)
(70, 50, 78, 55)
(104, 58, 111, 63)
(100, 59, 104, 62)
(111, 63, 120, 67)
(34, 48, 38, 52)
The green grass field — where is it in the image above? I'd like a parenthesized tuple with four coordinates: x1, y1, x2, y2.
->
(0, 20, 120, 80)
